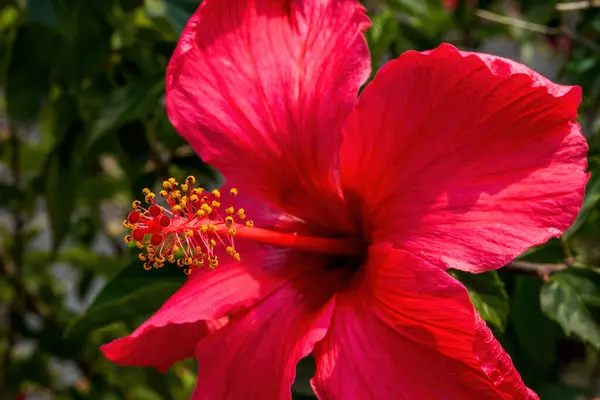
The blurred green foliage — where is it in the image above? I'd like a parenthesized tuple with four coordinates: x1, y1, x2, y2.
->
(1, 0, 600, 399)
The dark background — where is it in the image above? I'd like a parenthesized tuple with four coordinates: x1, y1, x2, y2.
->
(2, 0, 600, 399)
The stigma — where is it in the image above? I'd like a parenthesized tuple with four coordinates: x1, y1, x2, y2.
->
(123, 176, 253, 275)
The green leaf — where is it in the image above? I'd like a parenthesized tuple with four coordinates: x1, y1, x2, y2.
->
(564, 172, 600, 238)
(4, 24, 56, 120)
(452, 270, 509, 331)
(540, 268, 600, 349)
(66, 260, 185, 339)
(510, 276, 562, 386)
(0, 182, 24, 207)
(537, 383, 584, 400)
(26, 0, 58, 28)
(292, 356, 316, 397)
(86, 76, 164, 153)
(45, 152, 75, 252)
(146, 0, 195, 34)
(44, 118, 84, 252)
(366, 10, 398, 71)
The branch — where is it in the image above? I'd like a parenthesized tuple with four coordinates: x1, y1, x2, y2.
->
(504, 260, 568, 280)
(476, 9, 559, 34)
(476, 9, 600, 53)
(556, 1, 600, 11)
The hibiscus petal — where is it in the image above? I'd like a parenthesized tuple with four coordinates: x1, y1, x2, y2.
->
(339, 43, 588, 272)
(101, 246, 321, 371)
(474, 313, 540, 398)
(312, 245, 537, 399)
(101, 318, 226, 373)
(191, 265, 344, 400)
(166, 0, 371, 230)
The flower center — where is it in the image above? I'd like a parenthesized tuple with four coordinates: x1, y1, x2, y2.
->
(123, 176, 362, 274)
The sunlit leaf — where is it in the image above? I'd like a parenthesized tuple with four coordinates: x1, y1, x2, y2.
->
(145, 0, 193, 34)
(564, 171, 600, 238)
(541, 269, 600, 349)
(452, 270, 509, 331)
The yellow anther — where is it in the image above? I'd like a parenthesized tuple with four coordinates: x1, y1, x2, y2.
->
(246, 220, 254, 228)
(130, 176, 251, 276)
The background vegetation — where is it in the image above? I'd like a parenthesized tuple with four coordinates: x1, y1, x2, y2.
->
(2, 0, 600, 399)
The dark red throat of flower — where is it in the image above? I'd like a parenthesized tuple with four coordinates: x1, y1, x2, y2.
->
(123, 176, 362, 274)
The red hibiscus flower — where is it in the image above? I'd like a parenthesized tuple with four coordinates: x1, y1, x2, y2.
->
(101, 1, 588, 399)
